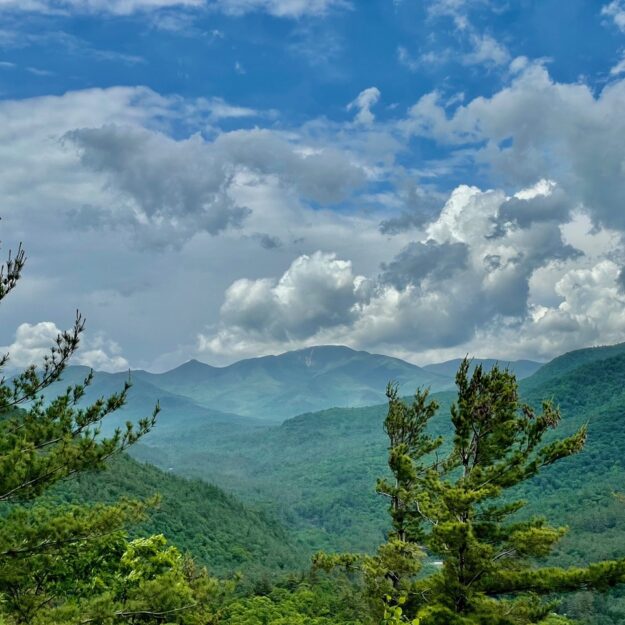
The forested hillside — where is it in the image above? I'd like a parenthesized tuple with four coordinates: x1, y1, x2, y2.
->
(7, 335, 625, 624)
(48, 454, 305, 578)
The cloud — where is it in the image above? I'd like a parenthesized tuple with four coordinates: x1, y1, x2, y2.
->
(397, 46, 420, 72)
(0, 86, 266, 251)
(398, 7, 509, 71)
(200, 251, 370, 353)
(0, 0, 350, 16)
(67, 125, 252, 245)
(463, 33, 509, 66)
(254, 232, 282, 249)
(200, 180, 587, 360)
(610, 52, 625, 75)
(211, 0, 349, 18)
(0, 0, 203, 14)
(1, 322, 129, 372)
(0, 29, 146, 65)
(0, 84, 398, 368)
(499, 180, 570, 228)
(428, 0, 473, 28)
(378, 184, 446, 234)
(347, 87, 381, 125)
(380, 240, 469, 289)
(427, 0, 492, 30)
(5, 63, 625, 368)
(0, 85, 365, 250)
(402, 61, 625, 232)
(602, 0, 625, 32)
(469, 259, 625, 362)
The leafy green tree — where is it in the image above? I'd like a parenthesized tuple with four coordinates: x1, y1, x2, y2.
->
(34, 534, 230, 625)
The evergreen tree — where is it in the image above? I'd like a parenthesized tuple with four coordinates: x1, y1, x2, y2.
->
(0, 236, 223, 624)
(394, 360, 625, 624)
(321, 360, 625, 624)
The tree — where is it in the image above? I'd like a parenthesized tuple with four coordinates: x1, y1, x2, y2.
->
(0, 236, 223, 624)
(322, 360, 625, 624)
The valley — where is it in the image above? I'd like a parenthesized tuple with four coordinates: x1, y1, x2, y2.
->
(42, 342, 625, 623)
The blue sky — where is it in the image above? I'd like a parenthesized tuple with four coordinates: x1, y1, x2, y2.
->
(2, 2, 622, 117)
(1, 0, 625, 371)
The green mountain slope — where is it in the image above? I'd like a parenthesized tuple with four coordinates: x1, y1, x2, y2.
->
(49, 366, 261, 441)
(423, 357, 543, 380)
(522, 340, 625, 389)
(134, 345, 453, 421)
(131, 395, 456, 553)
(49, 454, 304, 577)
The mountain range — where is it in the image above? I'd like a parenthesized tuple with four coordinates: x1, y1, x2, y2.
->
(53, 345, 543, 428)
(127, 340, 625, 555)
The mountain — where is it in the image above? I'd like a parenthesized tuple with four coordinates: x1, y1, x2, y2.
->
(522, 340, 625, 390)
(423, 357, 543, 380)
(130, 341, 625, 563)
(57, 347, 549, 429)
(46, 365, 263, 442)
(49, 453, 304, 578)
(134, 345, 453, 421)
(47, 342, 625, 624)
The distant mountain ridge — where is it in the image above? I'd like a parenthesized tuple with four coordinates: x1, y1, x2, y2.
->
(423, 358, 543, 380)
(133, 345, 454, 421)
(52, 346, 544, 427)
(521, 341, 625, 390)
(129, 339, 625, 559)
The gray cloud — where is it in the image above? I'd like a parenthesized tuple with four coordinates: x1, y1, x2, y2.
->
(67, 125, 251, 246)
(66, 123, 368, 249)
(380, 240, 469, 288)
(255, 233, 282, 249)
(499, 184, 571, 228)
(379, 184, 446, 234)
(213, 129, 366, 203)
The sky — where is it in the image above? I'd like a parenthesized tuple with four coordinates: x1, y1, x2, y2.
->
(2, 0, 625, 371)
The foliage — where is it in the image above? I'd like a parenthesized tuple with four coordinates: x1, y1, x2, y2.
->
(318, 360, 625, 624)
(377, 360, 625, 624)
(0, 234, 223, 624)
(133, 346, 625, 625)
(49, 453, 305, 578)
(220, 575, 368, 625)
(32, 534, 229, 625)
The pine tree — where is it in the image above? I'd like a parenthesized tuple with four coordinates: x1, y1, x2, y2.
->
(0, 235, 223, 624)
(334, 360, 625, 625)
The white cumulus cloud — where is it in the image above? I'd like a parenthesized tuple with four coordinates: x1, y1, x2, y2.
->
(1, 322, 129, 372)
(402, 60, 625, 232)
(199, 180, 603, 362)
